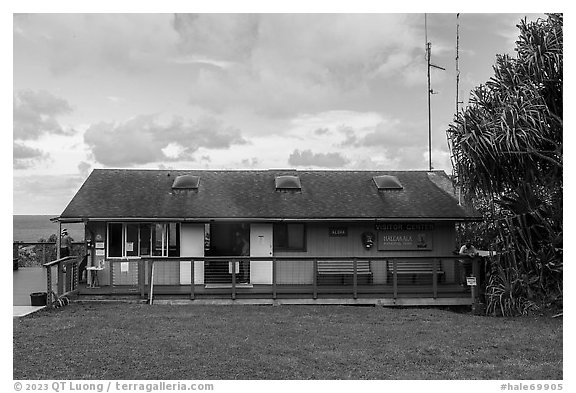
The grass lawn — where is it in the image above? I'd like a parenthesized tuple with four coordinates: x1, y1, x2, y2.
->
(13, 303, 562, 380)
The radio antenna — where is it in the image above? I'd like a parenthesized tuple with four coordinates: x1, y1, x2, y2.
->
(425, 14, 445, 171)
(455, 13, 463, 114)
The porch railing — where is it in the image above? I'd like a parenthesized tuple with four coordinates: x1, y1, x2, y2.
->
(93, 255, 483, 303)
(13, 241, 86, 268)
(43, 256, 80, 308)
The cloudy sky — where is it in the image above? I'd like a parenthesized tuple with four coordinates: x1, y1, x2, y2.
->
(13, 12, 546, 215)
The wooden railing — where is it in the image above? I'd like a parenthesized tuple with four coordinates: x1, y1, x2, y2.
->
(99, 255, 483, 303)
(43, 256, 80, 308)
(13, 241, 86, 267)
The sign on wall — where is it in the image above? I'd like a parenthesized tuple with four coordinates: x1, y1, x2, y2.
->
(329, 227, 348, 237)
(376, 223, 434, 251)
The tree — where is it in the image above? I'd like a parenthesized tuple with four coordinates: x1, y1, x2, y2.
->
(446, 14, 562, 315)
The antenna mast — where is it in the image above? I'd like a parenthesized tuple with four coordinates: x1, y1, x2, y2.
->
(455, 13, 463, 114)
(425, 14, 445, 171)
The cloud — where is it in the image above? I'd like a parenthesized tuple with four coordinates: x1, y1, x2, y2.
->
(13, 142, 49, 169)
(84, 114, 247, 167)
(173, 14, 260, 63)
(78, 161, 92, 176)
(14, 14, 179, 76)
(288, 149, 349, 168)
(358, 121, 422, 149)
(13, 174, 85, 214)
(13, 89, 73, 140)
(176, 14, 424, 118)
(240, 157, 259, 167)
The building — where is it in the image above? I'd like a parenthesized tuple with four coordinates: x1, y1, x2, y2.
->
(58, 169, 482, 305)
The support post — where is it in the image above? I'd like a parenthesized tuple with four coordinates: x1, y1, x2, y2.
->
(353, 258, 358, 299)
(57, 222, 61, 260)
(46, 266, 53, 308)
(110, 260, 114, 288)
(471, 257, 479, 304)
(148, 260, 154, 300)
(57, 261, 64, 296)
(231, 259, 237, 300)
(139, 259, 145, 298)
(432, 259, 438, 299)
(190, 259, 195, 300)
(272, 258, 277, 300)
(393, 259, 398, 300)
(313, 259, 318, 300)
(73, 260, 79, 291)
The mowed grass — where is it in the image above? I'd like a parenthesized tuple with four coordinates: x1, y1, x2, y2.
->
(13, 303, 562, 380)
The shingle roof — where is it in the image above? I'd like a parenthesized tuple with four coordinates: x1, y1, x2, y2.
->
(60, 169, 481, 221)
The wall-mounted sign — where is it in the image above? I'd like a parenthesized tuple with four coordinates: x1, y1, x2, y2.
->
(95, 242, 105, 249)
(375, 223, 435, 231)
(329, 227, 348, 237)
(376, 222, 434, 251)
(95, 249, 105, 256)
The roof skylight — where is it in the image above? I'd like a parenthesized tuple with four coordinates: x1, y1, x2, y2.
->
(172, 174, 200, 189)
(275, 175, 301, 190)
(373, 175, 403, 190)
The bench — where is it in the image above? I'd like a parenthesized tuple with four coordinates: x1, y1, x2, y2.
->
(317, 260, 372, 285)
(387, 260, 444, 284)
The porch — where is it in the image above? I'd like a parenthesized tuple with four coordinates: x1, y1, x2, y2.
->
(76, 255, 482, 306)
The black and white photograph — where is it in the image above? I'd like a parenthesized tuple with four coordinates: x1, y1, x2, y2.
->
(11, 4, 563, 389)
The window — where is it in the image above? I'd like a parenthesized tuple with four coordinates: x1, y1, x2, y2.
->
(139, 224, 151, 256)
(273, 223, 306, 251)
(108, 223, 123, 257)
(107, 223, 180, 258)
(126, 224, 139, 257)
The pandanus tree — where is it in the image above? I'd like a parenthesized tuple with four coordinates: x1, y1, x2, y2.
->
(446, 14, 562, 315)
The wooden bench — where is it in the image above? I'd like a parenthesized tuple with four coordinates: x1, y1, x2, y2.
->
(387, 260, 444, 284)
(317, 260, 372, 285)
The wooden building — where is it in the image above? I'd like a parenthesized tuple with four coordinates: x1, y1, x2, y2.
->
(58, 169, 482, 305)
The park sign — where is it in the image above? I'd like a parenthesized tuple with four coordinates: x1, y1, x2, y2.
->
(375, 223, 434, 251)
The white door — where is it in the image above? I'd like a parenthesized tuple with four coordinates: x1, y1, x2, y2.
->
(250, 223, 273, 284)
(180, 224, 205, 285)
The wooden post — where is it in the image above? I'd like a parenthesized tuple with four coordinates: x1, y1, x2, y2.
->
(432, 259, 438, 299)
(42, 243, 46, 265)
(149, 261, 155, 305)
(109, 259, 114, 288)
(46, 266, 53, 308)
(190, 260, 195, 300)
(272, 258, 277, 300)
(139, 259, 145, 298)
(471, 257, 479, 304)
(313, 259, 318, 300)
(73, 260, 79, 291)
(393, 259, 398, 300)
(231, 259, 236, 300)
(148, 260, 154, 299)
(57, 261, 64, 296)
(353, 258, 358, 299)
(57, 222, 62, 260)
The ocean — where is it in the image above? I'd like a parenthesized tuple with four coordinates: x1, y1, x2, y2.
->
(13, 215, 85, 242)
